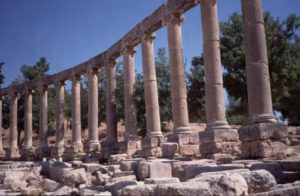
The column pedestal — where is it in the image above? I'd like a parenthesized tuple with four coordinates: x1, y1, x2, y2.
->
(6, 148, 20, 159)
(142, 136, 167, 158)
(200, 128, 240, 161)
(239, 123, 288, 158)
(20, 147, 35, 161)
(118, 138, 142, 158)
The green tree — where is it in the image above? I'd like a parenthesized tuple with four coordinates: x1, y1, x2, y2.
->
(20, 57, 49, 81)
(220, 12, 300, 125)
(135, 73, 146, 137)
(187, 57, 206, 122)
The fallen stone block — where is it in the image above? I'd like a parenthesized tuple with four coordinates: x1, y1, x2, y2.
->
(283, 171, 300, 183)
(250, 162, 284, 183)
(277, 160, 300, 171)
(109, 154, 128, 164)
(52, 185, 74, 196)
(42, 179, 61, 192)
(105, 180, 137, 196)
(20, 187, 43, 196)
(137, 161, 172, 180)
(212, 173, 248, 196)
(113, 171, 134, 178)
(154, 182, 213, 196)
(62, 168, 90, 188)
(80, 163, 104, 173)
(121, 184, 156, 196)
(179, 144, 200, 156)
(120, 158, 144, 175)
(144, 177, 180, 184)
(161, 143, 178, 158)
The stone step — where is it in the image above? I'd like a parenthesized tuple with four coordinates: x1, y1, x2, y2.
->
(283, 171, 300, 183)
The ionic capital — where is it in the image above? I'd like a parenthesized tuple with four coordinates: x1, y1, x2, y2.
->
(141, 32, 156, 43)
(165, 12, 184, 25)
(71, 74, 81, 83)
(87, 67, 100, 76)
(121, 46, 136, 56)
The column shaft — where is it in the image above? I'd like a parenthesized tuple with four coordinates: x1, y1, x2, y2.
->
(9, 92, 18, 150)
(24, 90, 33, 148)
(38, 85, 48, 149)
(167, 13, 191, 133)
(106, 61, 117, 142)
(201, 0, 229, 129)
(241, 0, 276, 123)
(72, 75, 83, 149)
(87, 68, 100, 150)
(123, 47, 138, 139)
(0, 97, 3, 152)
(141, 33, 162, 137)
(55, 81, 65, 147)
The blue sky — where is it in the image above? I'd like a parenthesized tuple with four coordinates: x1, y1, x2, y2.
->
(0, 0, 299, 88)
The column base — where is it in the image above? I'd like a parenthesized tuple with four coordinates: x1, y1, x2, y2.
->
(200, 128, 240, 160)
(63, 145, 85, 161)
(100, 139, 119, 160)
(0, 148, 6, 157)
(20, 147, 35, 161)
(51, 146, 65, 159)
(36, 146, 51, 160)
(238, 122, 288, 158)
(6, 148, 20, 159)
(84, 141, 100, 153)
(118, 138, 142, 158)
(142, 136, 167, 158)
(169, 132, 200, 156)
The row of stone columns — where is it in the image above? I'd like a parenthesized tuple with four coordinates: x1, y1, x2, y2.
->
(0, 0, 278, 159)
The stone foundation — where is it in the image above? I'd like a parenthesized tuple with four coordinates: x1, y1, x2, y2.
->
(118, 139, 142, 158)
(169, 132, 200, 156)
(100, 140, 119, 160)
(238, 122, 288, 158)
(200, 128, 240, 160)
(20, 147, 35, 161)
(6, 148, 20, 159)
(36, 147, 51, 160)
(142, 136, 166, 158)
(51, 146, 65, 159)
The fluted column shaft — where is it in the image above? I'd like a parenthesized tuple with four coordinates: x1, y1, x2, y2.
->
(72, 75, 83, 149)
(241, 0, 276, 123)
(141, 33, 163, 137)
(38, 85, 48, 149)
(87, 68, 100, 150)
(123, 47, 138, 139)
(9, 92, 18, 150)
(201, 0, 229, 129)
(55, 81, 65, 148)
(24, 89, 33, 148)
(167, 13, 191, 134)
(106, 61, 117, 142)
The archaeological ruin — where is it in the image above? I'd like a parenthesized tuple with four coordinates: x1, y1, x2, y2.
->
(0, 0, 299, 195)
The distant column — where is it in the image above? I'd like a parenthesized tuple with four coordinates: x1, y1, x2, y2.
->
(106, 60, 118, 142)
(38, 85, 48, 156)
(241, 0, 276, 123)
(23, 89, 33, 149)
(123, 46, 138, 139)
(166, 13, 191, 134)
(0, 96, 4, 155)
(55, 80, 65, 151)
(201, 0, 229, 129)
(141, 33, 163, 137)
(86, 68, 100, 152)
(8, 91, 20, 158)
(71, 74, 83, 152)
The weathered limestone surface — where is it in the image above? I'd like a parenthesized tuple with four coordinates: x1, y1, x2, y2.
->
(70, 75, 84, 156)
(86, 68, 100, 152)
(8, 92, 20, 159)
(37, 85, 49, 159)
(239, 123, 288, 158)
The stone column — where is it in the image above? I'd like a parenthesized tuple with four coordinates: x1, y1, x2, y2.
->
(105, 60, 118, 142)
(238, 0, 287, 159)
(201, 0, 229, 130)
(199, 0, 240, 160)
(0, 96, 4, 156)
(166, 13, 191, 134)
(123, 46, 138, 139)
(141, 33, 165, 157)
(23, 89, 33, 149)
(86, 68, 100, 152)
(71, 75, 83, 153)
(241, 0, 276, 123)
(141, 33, 163, 138)
(37, 84, 49, 158)
(8, 91, 20, 158)
(52, 80, 65, 158)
